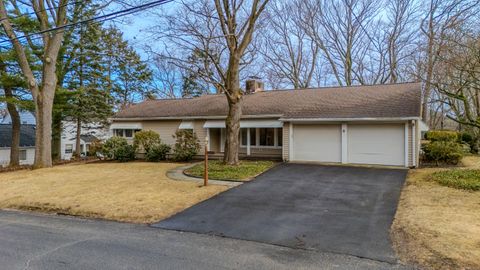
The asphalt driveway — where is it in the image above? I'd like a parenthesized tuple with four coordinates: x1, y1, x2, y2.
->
(153, 164, 407, 263)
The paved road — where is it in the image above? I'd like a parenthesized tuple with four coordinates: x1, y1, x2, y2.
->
(0, 210, 412, 269)
(155, 164, 407, 263)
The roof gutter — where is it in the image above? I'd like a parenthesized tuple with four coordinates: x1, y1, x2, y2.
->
(279, 117, 421, 122)
(109, 114, 284, 121)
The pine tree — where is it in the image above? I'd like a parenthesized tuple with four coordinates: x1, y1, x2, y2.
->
(101, 26, 153, 109)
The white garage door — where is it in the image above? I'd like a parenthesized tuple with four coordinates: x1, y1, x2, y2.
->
(348, 124, 405, 166)
(292, 124, 341, 162)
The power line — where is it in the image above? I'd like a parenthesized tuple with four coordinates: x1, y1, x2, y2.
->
(0, 1, 84, 23)
(0, 0, 172, 45)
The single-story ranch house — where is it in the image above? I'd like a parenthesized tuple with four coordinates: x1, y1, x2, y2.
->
(110, 81, 424, 167)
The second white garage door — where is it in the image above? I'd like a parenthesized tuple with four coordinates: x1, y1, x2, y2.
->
(347, 124, 405, 166)
(292, 124, 342, 162)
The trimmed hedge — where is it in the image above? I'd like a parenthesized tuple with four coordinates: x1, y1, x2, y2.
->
(114, 144, 136, 162)
(422, 130, 465, 165)
(145, 144, 171, 162)
(425, 130, 459, 142)
(171, 129, 200, 161)
(102, 136, 129, 160)
(133, 130, 161, 153)
(422, 141, 464, 165)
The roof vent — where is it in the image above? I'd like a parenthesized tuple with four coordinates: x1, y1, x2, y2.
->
(245, 78, 264, 94)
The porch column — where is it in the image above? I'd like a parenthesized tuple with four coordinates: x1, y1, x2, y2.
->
(220, 128, 225, 152)
(247, 128, 251, 156)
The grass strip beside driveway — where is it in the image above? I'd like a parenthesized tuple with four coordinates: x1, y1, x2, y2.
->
(0, 162, 228, 223)
(184, 160, 275, 181)
(392, 156, 480, 270)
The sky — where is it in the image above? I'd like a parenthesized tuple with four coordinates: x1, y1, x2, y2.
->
(112, 2, 177, 60)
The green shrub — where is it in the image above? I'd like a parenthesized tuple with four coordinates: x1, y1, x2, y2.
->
(425, 130, 459, 142)
(171, 130, 200, 161)
(145, 144, 171, 162)
(459, 132, 478, 153)
(422, 140, 464, 165)
(431, 169, 480, 191)
(114, 144, 136, 162)
(102, 136, 129, 159)
(133, 130, 161, 153)
(88, 139, 103, 157)
(460, 132, 474, 144)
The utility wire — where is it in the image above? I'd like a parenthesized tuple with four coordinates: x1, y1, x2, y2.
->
(0, 0, 172, 45)
(0, 1, 84, 23)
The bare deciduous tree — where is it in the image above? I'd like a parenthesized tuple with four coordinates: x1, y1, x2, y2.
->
(259, 0, 319, 89)
(384, 0, 418, 83)
(0, 0, 68, 168)
(419, 0, 478, 122)
(151, 56, 181, 99)
(150, 0, 269, 164)
(299, 0, 381, 86)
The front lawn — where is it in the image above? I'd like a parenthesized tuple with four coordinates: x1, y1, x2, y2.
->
(185, 160, 275, 181)
(391, 155, 480, 270)
(0, 162, 228, 223)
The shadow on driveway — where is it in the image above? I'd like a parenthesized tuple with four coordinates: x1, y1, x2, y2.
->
(152, 163, 407, 263)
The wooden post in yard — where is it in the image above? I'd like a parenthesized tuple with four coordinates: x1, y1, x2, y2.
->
(204, 136, 208, 186)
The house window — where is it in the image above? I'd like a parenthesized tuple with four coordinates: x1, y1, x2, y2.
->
(65, 144, 73, 154)
(241, 128, 256, 146)
(114, 129, 123, 137)
(259, 128, 275, 146)
(19, 150, 27, 161)
(240, 128, 281, 148)
(114, 129, 140, 138)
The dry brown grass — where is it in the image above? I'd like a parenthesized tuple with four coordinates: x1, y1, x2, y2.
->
(0, 162, 228, 223)
(392, 155, 480, 270)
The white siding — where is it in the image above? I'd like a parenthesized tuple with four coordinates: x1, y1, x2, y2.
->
(0, 148, 35, 167)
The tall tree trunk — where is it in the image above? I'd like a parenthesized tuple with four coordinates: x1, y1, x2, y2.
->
(223, 54, 243, 165)
(75, 117, 81, 159)
(224, 98, 243, 165)
(422, 2, 435, 123)
(33, 90, 55, 168)
(4, 87, 20, 167)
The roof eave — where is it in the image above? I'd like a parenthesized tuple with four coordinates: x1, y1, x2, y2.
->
(110, 114, 284, 121)
(279, 117, 422, 122)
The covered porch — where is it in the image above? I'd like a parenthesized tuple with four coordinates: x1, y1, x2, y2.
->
(203, 119, 284, 160)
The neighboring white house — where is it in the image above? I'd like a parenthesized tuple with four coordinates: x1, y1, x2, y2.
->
(61, 121, 110, 160)
(0, 124, 36, 167)
(0, 107, 36, 167)
(0, 105, 110, 163)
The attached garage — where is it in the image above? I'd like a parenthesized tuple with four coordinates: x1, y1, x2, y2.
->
(289, 122, 410, 167)
(292, 124, 341, 162)
(347, 124, 405, 166)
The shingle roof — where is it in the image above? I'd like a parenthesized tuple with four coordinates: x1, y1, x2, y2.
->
(113, 82, 422, 120)
(80, 135, 98, 143)
(0, 124, 36, 148)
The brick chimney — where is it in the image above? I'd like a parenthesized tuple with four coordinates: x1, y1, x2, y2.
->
(245, 78, 264, 94)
